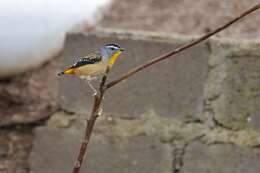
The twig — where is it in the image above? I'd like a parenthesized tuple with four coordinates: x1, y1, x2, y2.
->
(72, 3, 260, 173)
(106, 3, 260, 89)
(72, 67, 110, 173)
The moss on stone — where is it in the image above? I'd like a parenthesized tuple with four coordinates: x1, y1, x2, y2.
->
(95, 111, 204, 143)
(94, 110, 260, 147)
(204, 126, 260, 147)
(47, 111, 76, 128)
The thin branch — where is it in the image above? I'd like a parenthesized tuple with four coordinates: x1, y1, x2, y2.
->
(72, 67, 110, 173)
(106, 3, 260, 90)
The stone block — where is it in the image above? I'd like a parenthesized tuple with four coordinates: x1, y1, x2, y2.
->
(58, 30, 209, 120)
(203, 40, 260, 129)
(29, 125, 172, 173)
(183, 141, 260, 173)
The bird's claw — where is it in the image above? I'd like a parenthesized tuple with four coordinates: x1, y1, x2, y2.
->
(97, 108, 103, 116)
(92, 92, 98, 97)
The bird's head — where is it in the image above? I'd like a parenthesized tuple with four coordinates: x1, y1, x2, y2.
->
(100, 44, 125, 65)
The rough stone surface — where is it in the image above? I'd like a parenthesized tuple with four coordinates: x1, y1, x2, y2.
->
(29, 125, 172, 173)
(203, 40, 260, 129)
(58, 30, 209, 120)
(100, 0, 260, 40)
(0, 128, 33, 173)
(0, 58, 59, 127)
(183, 141, 260, 173)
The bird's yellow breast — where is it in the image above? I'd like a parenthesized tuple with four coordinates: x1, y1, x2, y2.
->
(108, 51, 122, 67)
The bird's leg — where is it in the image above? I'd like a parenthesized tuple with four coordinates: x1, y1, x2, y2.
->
(87, 80, 97, 96)
(86, 76, 97, 96)
(89, 76, 98, 81)
(88, 76, 104, 115)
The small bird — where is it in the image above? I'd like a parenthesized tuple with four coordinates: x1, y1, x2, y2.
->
(58, 43, 125, 94)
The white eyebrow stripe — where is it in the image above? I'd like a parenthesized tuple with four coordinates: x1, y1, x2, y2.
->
(107, 45, 119, 49)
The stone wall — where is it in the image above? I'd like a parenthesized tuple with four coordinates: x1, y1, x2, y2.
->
(30, 29, 260, 173)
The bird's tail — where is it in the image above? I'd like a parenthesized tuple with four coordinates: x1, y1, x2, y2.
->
(57, 68, 75, 76)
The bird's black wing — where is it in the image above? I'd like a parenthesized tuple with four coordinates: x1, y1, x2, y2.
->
(69, 52, 102, 69)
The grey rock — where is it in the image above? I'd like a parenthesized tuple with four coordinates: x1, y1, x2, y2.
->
(183, 141, 260, 173)
(15, 167, 29, 173)
(29, 125, 172, 173)
(0, 142, 8, 158)
(203, 40, 260, 129)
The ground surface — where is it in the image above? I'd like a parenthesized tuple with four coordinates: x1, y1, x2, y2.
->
(1, 0, 260, 172)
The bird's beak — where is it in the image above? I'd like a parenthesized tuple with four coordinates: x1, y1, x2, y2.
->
(120, 48, 125, 51)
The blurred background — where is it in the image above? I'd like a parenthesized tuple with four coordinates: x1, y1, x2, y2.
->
(1, 0, 260, 78)
(0, 0, 260, 173)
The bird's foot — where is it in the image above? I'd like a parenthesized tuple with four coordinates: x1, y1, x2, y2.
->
(92, 91, 98, 97)
(97, 108, 103, 116)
